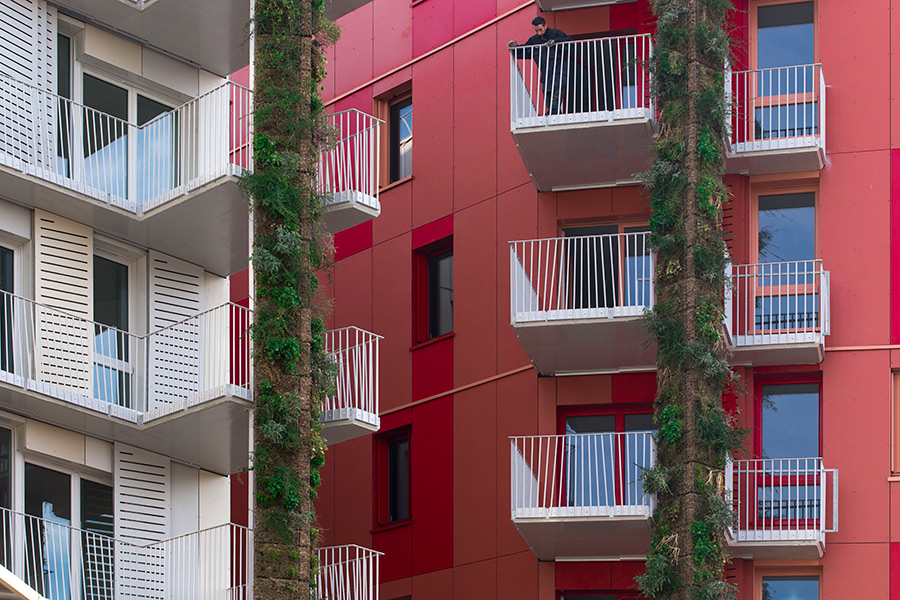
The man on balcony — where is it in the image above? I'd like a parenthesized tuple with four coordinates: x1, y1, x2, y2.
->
(509, 17, 572, 115)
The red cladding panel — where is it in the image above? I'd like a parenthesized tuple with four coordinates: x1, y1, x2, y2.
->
(893, 149, 900, 344)
(334, 6, 374, 96)
(374, 524, 413, 582)
(334, 221, 374, 262)
(555, 562, 612, 591)
(411, 396, 454, 575)
(610, 1, 638, 30)
(609, 561, 644, 590)
(373, 0, 413, 75)
(372, 235, 413, 413)
(892, 543, 900, 600)
(411, 337, 454, 401)
(612, 372, 658, 404)
(229, 269, 249, 303)
(412, 0, 454, 57)
(229, 473, 249, 527)
(453, 0, 496, 37)
(412, 215, 454, 249)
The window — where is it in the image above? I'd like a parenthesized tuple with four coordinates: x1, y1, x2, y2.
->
(376, 428, 411, 526)
(93, 255, 131, 408)
(894, 372, 900, 473)
(414, 239, 453, 343)
(0, 247, 12, 375)
(756, 2, 814, 71)
(389, 96, 412, 182)
(760, 383, 819, 459)
(761, 576, 819, 600)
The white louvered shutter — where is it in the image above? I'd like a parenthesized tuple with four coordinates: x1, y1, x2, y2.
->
(33, 210, 93, 396)
(0, 0, 56, 168)
(114, 443, 169, 600)
(148, 251, 204, 413)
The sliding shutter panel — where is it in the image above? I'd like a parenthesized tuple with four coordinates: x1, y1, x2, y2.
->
(114, 443, 169, 600)
(147, 251, 203, 413)
(34, 210, 93, 397)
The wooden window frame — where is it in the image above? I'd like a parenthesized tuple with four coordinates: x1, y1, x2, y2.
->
(374, 84, 412, 188)
(749, 0, 818, 72)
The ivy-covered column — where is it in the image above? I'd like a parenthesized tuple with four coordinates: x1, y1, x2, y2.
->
(244, 0, 336, 598)
(640, 1, 743, 599)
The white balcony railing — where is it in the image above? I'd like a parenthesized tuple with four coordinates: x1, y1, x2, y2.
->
(510, 232, 654, 324)
(0, 290, 252, 424)
(320, 110, 382, 211)
(316, 545, 382, 600)
(0, 505, 252, 600)
(725, 260, 830, 348)
(0, 73, 253, 214)
(509, 34, 653, 129)
(726, 457, 838, 545)
(322, 327, 381, 429)
(510, 432, 656, 519)
(727, 64, 825, 155)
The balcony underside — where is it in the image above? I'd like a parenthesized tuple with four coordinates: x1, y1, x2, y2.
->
(50, 0, 249, 76)
(321, 408, 380, 445)
(512, 117, 655, 191)
(513, 511, 652, 560)
(537, 0, 636, 8)
(324, 191, 381, 234)
(727, 337, 825, 366)
(727, 532, 824, 560)
(726, 145, 825, 176)
(512, 315, 656, 376)
(0, 378, 251, 475)
(0, 162, 249, 277)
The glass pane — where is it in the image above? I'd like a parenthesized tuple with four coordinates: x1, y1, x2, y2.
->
(93, 256, 130, 408)
(761, 383, 819, 459)
(624, 226, 651, 307)
(761, 576, 819, 600)
(136, 95, 176, 206)
(81, 481, 114, 600)
(563, 226, 619, 310)
(83, 74, 128, 199)
(390, 99, 412, 181)
(57, 35, 71, 176)
(0, 247, 12, 374)
(565, 416, 615, 507)
(388, 438, 409, 522)
(758, 193, 815, 264)
(25, 464, 72, 600)
(757, 2, 814, 70)
(0, 428, 9, 571)
(428, 251, 453, 338)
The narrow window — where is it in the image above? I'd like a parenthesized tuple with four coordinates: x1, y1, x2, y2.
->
(388, 435, 410, 523)
(83, 74, 129, 198)
(94, 255, 130, 407)
(0, 247, 12, 374)
(24, 463, 72, 598)
(427, 249, 453, 339)
(136, 94, 176, 206)
(57, 34, 72, 176)
(757, 2, 814, 70)
(389, 97, 412, 182)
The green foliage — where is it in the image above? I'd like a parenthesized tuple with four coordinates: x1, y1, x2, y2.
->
(657, 405, 684, 445)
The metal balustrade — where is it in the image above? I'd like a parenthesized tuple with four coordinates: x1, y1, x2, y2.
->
(725, 260, 830, 348)
(0, 289, 252, 424)
(322, 327, 382, 431)
(0, 73, 253, 214)
(726, 457, 838, 546)
(316, 545, 382, 600)
(727, 64, 825, 155)
(510, 232, 654, 324)
(509, 34, 653, 129)
(0, 505, 252, 600)
(320, 110, 382, 211)
(510, 432, 656, 519)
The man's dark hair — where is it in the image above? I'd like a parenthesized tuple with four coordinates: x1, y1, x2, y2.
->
(532, 16, 546, 26)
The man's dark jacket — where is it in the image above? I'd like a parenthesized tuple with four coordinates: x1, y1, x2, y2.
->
(520, 28, 572, 82)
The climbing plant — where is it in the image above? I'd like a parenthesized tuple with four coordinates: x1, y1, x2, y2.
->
(241, 0, 339, 597)
(639, 0, 744, 599)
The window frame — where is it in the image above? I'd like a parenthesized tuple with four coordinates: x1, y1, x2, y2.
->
(389, 95, 412, 184)
(374, 84, 413, 188)
(892, 371, 900, 474)
(374, 426, 412, 528)
(749, 0, 818, 72)
(754, 567, 822, 600)
(413, 237, 453, 345)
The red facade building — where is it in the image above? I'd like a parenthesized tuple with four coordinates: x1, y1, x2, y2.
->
(316, 0, 897, 599)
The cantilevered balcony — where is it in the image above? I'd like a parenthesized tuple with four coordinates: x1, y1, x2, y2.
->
(537, 0, 636, 10)
(0, 75, 253, 276)
(321, 327, 382, 445)
(509, 232, 655, 375)
(726, 457, 838, 559)
(724, 260, 830, 366)
(0, 291, 252, 473)
(726, 64, 826, 175)
(320, 110, 383, 234)
(509, 34, 655, 191)
(316, 545, 383, 600)
(510, 432, 656, 560)
(0, 507, 253, 600)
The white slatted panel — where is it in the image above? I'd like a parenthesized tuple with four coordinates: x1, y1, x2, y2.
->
(34, 209, 92, 394)
(0, 0, 38, 166)
(115, 443, 169, 600)
(33, 0, 55, 170)
(148, 250, 203, 411)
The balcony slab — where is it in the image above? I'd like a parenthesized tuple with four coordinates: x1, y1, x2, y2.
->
(512, 316, 656, 376)
(0, 162, 249, 277)
(727, 533, 825, 560)
(512, 117, 656, 192)
(726, 146, 825, 176)
(537, 0, 636, 8)
(321, 408, 380, 445)
(513, 511, 652, 561)
(0, 377, 251, 475)
(324, 191, 381, 234)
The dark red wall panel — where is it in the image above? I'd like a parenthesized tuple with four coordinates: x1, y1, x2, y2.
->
(412, 0, 454, 57)
(611, 372, 658, 404)
(335, 221, 374, 262)
(411, 337, 453, 401)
